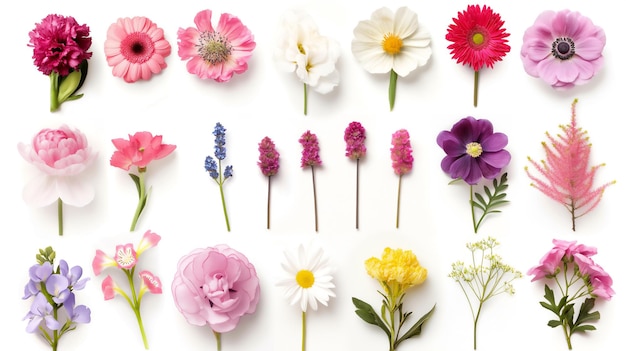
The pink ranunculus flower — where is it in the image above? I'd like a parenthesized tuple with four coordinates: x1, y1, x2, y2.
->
(171, 244, 260, 336)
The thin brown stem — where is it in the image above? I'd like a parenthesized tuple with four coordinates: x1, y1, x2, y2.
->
(311, 166, 318, 232)
(267, 176, 272, 230)
(356, 158, 360, 230)
(396, 175, 402, 229)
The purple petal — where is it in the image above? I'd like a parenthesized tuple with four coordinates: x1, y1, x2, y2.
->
(447, 155, 472, 182)
(477, 159, 503, 179)
(464, 161, 483, 185)
(441, 139, 466, 157)
(481, 133, 508, 152)
(450, 117, 477, 144)
(480, 150, 511, 168)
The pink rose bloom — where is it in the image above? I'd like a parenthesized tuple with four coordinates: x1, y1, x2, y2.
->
(171, 244, 260, 333)
(110, 131, 176, 171)
(520, 10, 605, 89)
(18, 125, 96, 207)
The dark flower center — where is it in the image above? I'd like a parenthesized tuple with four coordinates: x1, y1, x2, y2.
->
(551, 37, 575, 60)
(468, 28, 488, 49)
(120, 32, 155, 64)
(199, 32, 232, 65)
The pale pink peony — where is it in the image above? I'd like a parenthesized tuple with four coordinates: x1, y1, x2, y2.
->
(104, 16, 171, 83)
(110, 131, 176, 171)
(18, 125, 96, 207)
(520, 10, 605, 89)
(177, 9, 256, 82)
(171, 244, 260, 333)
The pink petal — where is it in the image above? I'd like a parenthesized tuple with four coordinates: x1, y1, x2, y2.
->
(22, 175, 58, 207)
(101, 276, 117, 300)
(574, 37, 605, 61)
(194, 9, 215, 32)
(92, 250, 117, 276)
(139, 270, 162, 294)
(55, 176, 94, 207)
(136, 230, 161, 256)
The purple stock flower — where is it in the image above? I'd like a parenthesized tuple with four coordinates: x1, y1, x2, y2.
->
(59, 259, 89, 290)
(46, 274, 71, 304)
(23, 262, 54, 298)
(436, 116, 510, 185)
(390, 129, 413, 176)
(344, 122, 367, 160)
(24, 293, 61, 333)
(64, 293, 92, 324)
(299, 130, 322, 167)
(258, 136, 280, 177)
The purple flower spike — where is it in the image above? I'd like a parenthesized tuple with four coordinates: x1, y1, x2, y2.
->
(46, 274, 71, 304)
(299, 131, 322, 167)
(24, 293, 61, 333)
(391, 129, 413, 176)
(64, 294, 92, 324)
(345, 122, 367, 160)
(258, 137, 280, 177)
(437, 116, 510, 185)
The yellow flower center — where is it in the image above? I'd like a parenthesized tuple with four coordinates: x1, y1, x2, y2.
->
(296, 270, 315, 288)
(382, 33, 403, 55)
(297, 43, 306, 55)
(472, 33, 484, 45)
(466, 142, 483, 158)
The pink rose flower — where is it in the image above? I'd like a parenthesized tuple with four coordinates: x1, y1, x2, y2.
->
(18, 125, 96, 208)
(171, 244, 260, 334)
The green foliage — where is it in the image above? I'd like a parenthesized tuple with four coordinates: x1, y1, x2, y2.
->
(471, 172, 509, 233)
(36, 246, 56, 265)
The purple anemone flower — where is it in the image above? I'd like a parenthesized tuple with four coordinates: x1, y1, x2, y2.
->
(437, 116, 510, 185)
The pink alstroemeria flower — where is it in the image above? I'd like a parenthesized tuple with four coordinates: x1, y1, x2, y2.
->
(115, 244, 137, 270)
(136, 229, 161, 256)
(139, 271, 162, 297)
(102, 275, 122, 300)
(92, 250, 117, 276)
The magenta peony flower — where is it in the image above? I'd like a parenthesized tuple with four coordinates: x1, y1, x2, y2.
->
(520, 10, 606, 89)
(171, 245, 260, 349)
(28, 14, 92, 112)
(104, 16, 171, 83)
(18, 125, 97, 235)
(437, 116, 510, 185)
(528, 238, 614, 348)
(110, 132, 176, 231)
(177, 9, 256, 82)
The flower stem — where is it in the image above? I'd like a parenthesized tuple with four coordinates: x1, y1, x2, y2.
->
(473, 301, 484, 350)
(213, 330, 222, 351)
(389, 70, 398, 111)
(219, 182, 231, 232)
(311, 166, 318, 232)
(57, 198, 63, 236)
(470, 185, 478, 233)
(267, 175, 272, 230)
(130, 171, 146, 232)
(396, 175, 402, 228)
(301, 311, 307, 351)
(356, 158, 360, 230)
(473, 70, 479, 107)
(50, 72, 59, 112)
(562, 320, 572, 350)
(303, 83, 308, 116)
(126, 269, 149, 349)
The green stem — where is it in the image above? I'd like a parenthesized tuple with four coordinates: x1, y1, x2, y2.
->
(303, 83, 308, 116)
(311, 166, 318, 232)
(52, 304, 59, 351)
(389, 70, 398, 111)
(356, 158, 360, 230)
(130, 171, 146, 232)
(50, 72, 59, 112)
(473, 301, 483, 350)
(57, 198, 63, 236)
(301, 311, 307, 351)
(219, 182, 231, 232)
(127, 268, 149, 349)
(473, 70, 479, 107)
(470, 185, 478, 233)
(266, 175, 271, 230)
(562, 320, 572, 350)
(396, 175, 402, 229)
(213, 330, 222, 351)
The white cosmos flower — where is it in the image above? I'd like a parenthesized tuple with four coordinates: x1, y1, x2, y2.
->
(351, 6, 432, 77)
(276, 240, 336, 312)
(275, 9, 340, 93)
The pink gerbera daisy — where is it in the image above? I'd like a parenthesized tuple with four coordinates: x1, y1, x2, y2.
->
(177, 9, 256, 82)
(445, 4, 510, 106)
(104, 16, 171, 83)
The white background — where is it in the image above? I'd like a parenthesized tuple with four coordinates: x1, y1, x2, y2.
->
(3, 0, 622, 350)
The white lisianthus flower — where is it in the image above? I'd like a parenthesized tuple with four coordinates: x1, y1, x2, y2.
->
(351, 6, 432, 111)
(275, 9, 340, 115)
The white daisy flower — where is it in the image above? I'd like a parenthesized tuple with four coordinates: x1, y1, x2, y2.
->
(276, 240, 336, 312)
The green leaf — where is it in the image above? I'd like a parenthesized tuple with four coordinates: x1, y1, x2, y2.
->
(395, 304, 436, 346)
(572, 324, 597, 333)
(543, 285, 556, 306)
(471, 172, 510, 232)
(130, 173, 141, 197)
(75, 59, 89, 92)
(547, 320, 562, 328)
(57, 70, 81, 103)
(352, 297, 391, 339)
(573, 298, 600, 327)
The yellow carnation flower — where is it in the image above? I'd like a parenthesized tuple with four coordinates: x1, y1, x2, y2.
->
(365, 247, 427, 297)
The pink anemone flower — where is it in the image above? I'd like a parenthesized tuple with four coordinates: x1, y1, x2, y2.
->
(520, 10, 605, 89)
(177, 9, 256, 82)
(105, 16, 171, 83)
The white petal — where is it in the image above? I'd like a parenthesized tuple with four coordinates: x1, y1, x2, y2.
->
(56, 176, 95, 207)
(393, 7, 419, 38)
(22, 175, 58, 207)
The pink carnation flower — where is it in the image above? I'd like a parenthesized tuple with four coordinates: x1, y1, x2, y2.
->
(104, 16, 171, 83)
(520, 10, 606, 89)
(177, 9, 256, 82)
(171, 245, 260, 334)
(28, 14, 92, 76)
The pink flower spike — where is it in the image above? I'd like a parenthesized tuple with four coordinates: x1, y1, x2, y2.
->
(299, 130, 322, 168)
(258, 137, 280, 177)
(344, 122, 367, 160)
(139, 271, 163, 296)
(92, 249, 117, 276)
(136, 230, 161, 256)
(115, 244, 137, 270)
(391, 129, 413, 176)
(102, 275, 120, 300)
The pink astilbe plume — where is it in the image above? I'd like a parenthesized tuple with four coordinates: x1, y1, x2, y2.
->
(525, 99, 615, 231)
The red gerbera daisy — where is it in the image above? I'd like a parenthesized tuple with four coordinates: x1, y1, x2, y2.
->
(445, 4, 510, 106)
